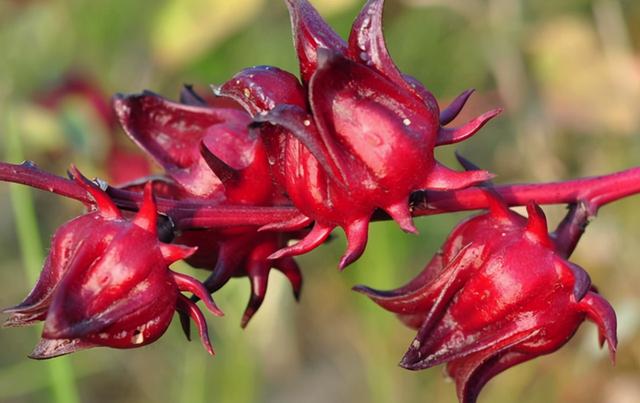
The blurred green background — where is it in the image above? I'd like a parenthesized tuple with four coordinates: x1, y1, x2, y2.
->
(0, 0, 639, 402)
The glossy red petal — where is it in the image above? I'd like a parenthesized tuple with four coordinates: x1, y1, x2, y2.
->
(309, 52, 437, 193)
(113, 92, 250, 197)
(216, 66, 306, 115)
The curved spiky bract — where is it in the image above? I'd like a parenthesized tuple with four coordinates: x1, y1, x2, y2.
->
(68, 165, 121, 219)
(177, 295, 215, 356)
(355, 195, 617, 403)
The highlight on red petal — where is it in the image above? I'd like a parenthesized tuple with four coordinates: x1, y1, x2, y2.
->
(285, 0, 347, 83)
(216, 66, 307, 115)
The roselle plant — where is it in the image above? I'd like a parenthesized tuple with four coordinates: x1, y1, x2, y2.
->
(1, 0, 639, 402)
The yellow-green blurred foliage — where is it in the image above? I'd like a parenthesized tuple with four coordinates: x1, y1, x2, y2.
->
(0, 0, 639, 402)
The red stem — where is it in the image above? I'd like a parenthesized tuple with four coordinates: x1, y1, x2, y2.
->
(1, 161, 638, 230)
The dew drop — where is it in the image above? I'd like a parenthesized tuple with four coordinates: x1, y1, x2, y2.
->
(132, 330, 144, 345)
(403, 118, 411, 126)
(303, 119, 311, 127)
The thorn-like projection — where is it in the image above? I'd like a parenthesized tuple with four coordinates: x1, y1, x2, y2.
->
(339, 218, 370, 270)
(202, 241, 245, 293)
(436, 108, 502, 146)
(422, 162, 494, 190)
(439, 89, 475, 126)
(241, 261, 269, 328)
(172, 271, 224, 317)
(132, 182, 157, 233)
(400, 245, 480, 369)
(454, 152, 494, 187)
(160, 244, 197, 264)
(176, 295, 215, 356)
(180, 84, 207, 106)
(454, 151, 482, 172)
(525, 203, 552, 246)
(479, 189, 512, 220)
(352, 252, 444, 302)
(450, 330, 541, 403)
(579, 292, 617, 363)
(274, 257, 303, 301)
(68, 165, 121, 219)
(268, 222, 333, 260)
(385, 201, 418, 234)
(258, 214, 312, 232)
(200, 141, 239, 185)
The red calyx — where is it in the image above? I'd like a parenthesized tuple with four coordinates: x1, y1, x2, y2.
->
(3, 168, 222, 358)
(354, 191, 617, 403)
(113, 89, 302, 327)
(219, 0, 500, 269)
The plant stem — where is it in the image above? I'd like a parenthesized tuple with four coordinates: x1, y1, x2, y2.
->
(0, 161, 638, 229)
(5, 109, 81, 403)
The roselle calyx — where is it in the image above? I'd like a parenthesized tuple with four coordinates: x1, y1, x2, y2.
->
(3, 167, 222, 358)
(219, 0, 500, 269)
(355, 192, 617, 403)
(113, 89, 302, 326)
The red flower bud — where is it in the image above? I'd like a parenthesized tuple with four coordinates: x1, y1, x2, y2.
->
(355, 191, 617, 403)
(3, 167, 222, 358)
(220, 0, 500, 269)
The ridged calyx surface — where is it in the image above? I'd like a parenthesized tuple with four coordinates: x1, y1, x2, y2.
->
(218, 0, 501, 269)
(355, 192, 617, 403)
(3, 167, 222, 358)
